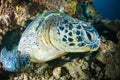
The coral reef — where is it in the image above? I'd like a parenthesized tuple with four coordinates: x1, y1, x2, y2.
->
(0, 0, 120, 80)
(8, 58, 106, 80)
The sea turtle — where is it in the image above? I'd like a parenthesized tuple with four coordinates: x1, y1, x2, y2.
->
(0, 11, 100, 72)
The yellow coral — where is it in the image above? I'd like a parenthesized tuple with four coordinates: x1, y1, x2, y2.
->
(15, 5, 29, 26)
(68, 0, 77, 14)
(88, 4, 96, 14)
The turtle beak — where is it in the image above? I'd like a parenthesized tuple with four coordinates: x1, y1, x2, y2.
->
(0, 47, 21, 72)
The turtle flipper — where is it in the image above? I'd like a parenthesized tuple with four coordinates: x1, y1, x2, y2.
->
(0, 47, 20, 71)
(0, 48, 30, 72)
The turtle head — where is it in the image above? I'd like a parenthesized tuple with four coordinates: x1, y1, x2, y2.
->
(0, 48, 30, 72)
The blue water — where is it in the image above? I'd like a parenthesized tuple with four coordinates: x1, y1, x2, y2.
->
(93, 0, 120, 20)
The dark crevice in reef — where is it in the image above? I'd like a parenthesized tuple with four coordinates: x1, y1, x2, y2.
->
(0, 28, 22, 51)
(94, 21, 119, 43)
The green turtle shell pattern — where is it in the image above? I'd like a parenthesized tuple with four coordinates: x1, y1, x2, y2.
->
(18, 12, 101, 63)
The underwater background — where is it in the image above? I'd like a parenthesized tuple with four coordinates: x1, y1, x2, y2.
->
(0, 0, 120, 80)
(93, 0, 120, 20)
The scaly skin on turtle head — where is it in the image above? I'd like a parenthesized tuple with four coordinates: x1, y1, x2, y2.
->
(0, 11, 101, 72)
(37, 12, 101, 52)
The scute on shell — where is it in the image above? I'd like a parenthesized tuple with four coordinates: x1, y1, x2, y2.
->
(18, 11, 100, 63)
